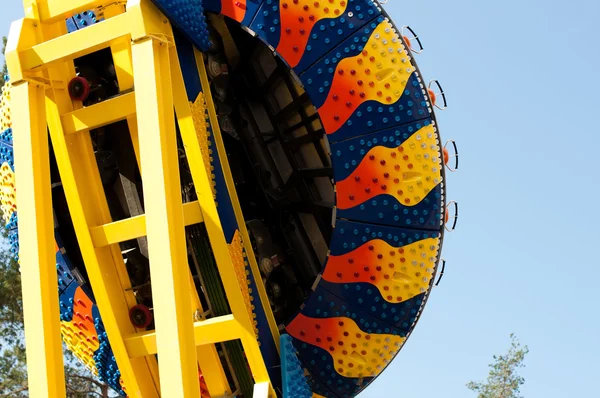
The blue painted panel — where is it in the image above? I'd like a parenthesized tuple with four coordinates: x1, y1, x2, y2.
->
(293, 1, 381, 74)
(299, 18, 382, 107)
(280, 334, 312, 398)
(336, 185, 443, 231)
(330, 119, 433, 181)
(330, 219, 440, 256)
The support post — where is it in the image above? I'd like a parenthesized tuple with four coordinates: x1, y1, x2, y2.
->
(13, 80, 67, 398)
(132, 36, 199, 398)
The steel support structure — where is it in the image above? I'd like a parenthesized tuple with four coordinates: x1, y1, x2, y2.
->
(6, 0, 273, 396)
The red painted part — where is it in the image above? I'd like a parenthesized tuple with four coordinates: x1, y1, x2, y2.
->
(428, 88, 437, 106)
(198, 368, 211, 398)
(68, 76, 91, 102)
(128, 304, 153, 329)
(403, 35, 412, 49)
(443, 147, 449, 165)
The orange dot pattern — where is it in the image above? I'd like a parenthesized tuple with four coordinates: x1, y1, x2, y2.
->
(322, 237, 440, 303)
(318, 20, 415, 134)
(0, 163, 16, 223)
(287, 314, 405, 378)
(336, 124, 441, 209)
(190, 93, 217, 200)
(276, 0, 349, 67)
(60, 287, 100, 374)
(229, 229, 258, 336)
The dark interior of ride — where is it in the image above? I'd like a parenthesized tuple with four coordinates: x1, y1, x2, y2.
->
(50, 15, 333, 396)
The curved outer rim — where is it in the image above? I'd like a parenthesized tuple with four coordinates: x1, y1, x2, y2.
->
(0, 1, 450, 397)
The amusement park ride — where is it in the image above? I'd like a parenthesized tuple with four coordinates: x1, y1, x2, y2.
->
(0, 0, 459, 396)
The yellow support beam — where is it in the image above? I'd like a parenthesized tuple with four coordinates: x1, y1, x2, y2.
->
(253, 382, 270, 398)
(89, 200, 204, 247)
(47, 90, 161, 398)
(131, 35, 199, 398)
(34, 0, 106, 23)
(61, 92, 136, 134)
(188, 286, 232, 397)
(103, 2, 143, 173)
(195, 50, 281, 353)
(170, 43, 273, 391)
(124, 315, 242, 358)
(12, 80, 67, 398)
(10, 2, 276, 397)
(20, 14, 131, 70)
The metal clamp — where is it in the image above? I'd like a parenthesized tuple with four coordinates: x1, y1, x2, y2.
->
(401, 26, 424, 54)
(444, 139, 459, 172)
(435, 259, 446, 286)
(444, 201, 458, 232)
(428, 79, 447, 110)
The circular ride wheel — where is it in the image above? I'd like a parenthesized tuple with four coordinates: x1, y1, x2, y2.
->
(0, 1, 450, 397)
(160, 1, 448, 397)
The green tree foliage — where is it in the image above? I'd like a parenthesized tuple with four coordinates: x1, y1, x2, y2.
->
(467, 334, 530, 398)
(0, 233, 115, 397)
(1, 36, 7, 87)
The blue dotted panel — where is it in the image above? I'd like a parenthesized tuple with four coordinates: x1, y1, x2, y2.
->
(299, 18, 382, 106)
(281, 334, 312, 398)
(249, 0, 282, 49)
(66, 11, 100, 33)
(92, 306, 126, 395)
(319, 281, 424, 334)
(331, 118, 433, 181)
(5, 212, 17, 231)
(293, 1, 381, 74)
(55, 234, 79, 297)
(330, 219, 440, 256)
(290, 335, 373, 398)
(327, 73, 431, 143)
(59, 282, 79, 323)
(336, 185, 442, 230)
(57, 254, 76, 295)
(151, 0, 211, 51)
(0, 128, 14, 169)
(299, 285, 406, 336)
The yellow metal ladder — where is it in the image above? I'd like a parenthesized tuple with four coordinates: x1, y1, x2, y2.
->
(6, 0, 273, 396)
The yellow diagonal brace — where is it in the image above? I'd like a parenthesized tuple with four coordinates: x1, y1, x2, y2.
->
(46, 84, 160, 398)
(169, 43, 272, 390)
(13, 80, 66, 398)
(89, 200, 204, 247)
(61, 92, 136, 134)
(195, 50, 281, 353)
(132, 36, 199, 398)
(104, 2, 143, 173)
(124, 315, 242, 358)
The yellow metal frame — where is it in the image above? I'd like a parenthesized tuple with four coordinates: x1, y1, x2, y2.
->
(7, 0, 273, 396)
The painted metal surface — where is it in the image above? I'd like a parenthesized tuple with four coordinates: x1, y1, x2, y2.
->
(0, 0, 448, 396)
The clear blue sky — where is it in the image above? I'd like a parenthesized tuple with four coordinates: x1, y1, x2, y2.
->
(2, 0, 599, 397)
